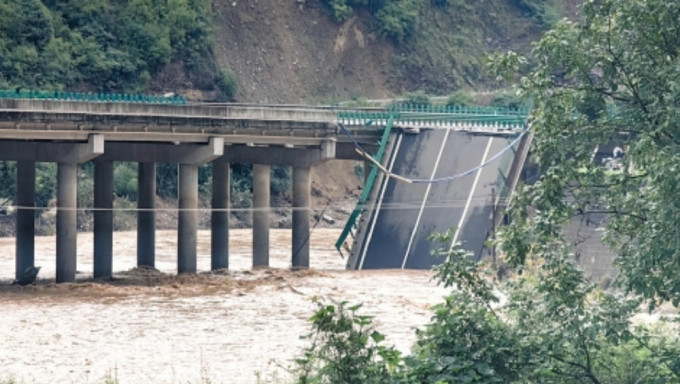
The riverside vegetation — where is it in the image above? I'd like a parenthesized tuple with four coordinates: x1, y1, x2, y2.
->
(290, 0, 680, 383)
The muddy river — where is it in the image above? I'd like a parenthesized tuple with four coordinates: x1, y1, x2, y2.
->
(0, 229, 449, 383)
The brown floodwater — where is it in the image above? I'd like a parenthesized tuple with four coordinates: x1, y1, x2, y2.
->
(0, 229, 449, 384)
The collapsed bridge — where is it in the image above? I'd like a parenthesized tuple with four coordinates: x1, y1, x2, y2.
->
(0, 91, 530, 281)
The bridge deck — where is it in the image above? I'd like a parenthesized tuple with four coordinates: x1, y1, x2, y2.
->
(347, 128, 525, 269)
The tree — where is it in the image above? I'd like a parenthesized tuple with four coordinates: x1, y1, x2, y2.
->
(293, 234, 680, 383)
(491, 0, 680, 309)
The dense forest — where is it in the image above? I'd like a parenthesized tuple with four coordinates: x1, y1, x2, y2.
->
(0, 0, 236, 99)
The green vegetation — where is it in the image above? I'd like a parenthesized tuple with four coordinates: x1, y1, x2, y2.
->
(0, 0, 235, 100)
(295, 0, 680, 382)
(491, 0, 680, 308)
(321, 0, 420, 42)
(445, 90, 475, 107)
(294, 233, 680, 383)
(514, 0, 563, 26)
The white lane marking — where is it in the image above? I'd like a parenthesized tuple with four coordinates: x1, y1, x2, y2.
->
(401, 128, 452, 269)
(358, 133, 404, 270)
(450, 137, 494, 251)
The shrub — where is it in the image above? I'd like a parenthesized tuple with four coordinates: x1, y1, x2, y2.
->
(114, 162, 138, 200)
(292, 301, 400, 384)
(217, 67, 238, 101)
(374, 0, 420, 42)
(445, 90, 475, 107)
(404, 91, 431, 106)
(488, 91, 526, 110)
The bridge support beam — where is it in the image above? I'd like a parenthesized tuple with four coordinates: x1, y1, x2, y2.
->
(178, 164, 198, 273)
(94, 161, 113, 278)
(56, 162, 77, 283)
(15, 161, 35, 281)
(253, 164, 270, 267)
(211, 161, 230, 270)
(292, 166, 311, 268)
(137, 162, 156, 268)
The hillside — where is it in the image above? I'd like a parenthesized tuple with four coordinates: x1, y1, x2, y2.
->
(212, 0, 560, 103)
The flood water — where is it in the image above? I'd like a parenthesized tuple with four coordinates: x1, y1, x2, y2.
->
(0, 229, 449, 384)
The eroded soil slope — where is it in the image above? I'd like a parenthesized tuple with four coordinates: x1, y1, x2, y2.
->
(213, 0, 396, 104)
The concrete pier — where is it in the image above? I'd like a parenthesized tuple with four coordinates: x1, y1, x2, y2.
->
(0, 98, 352, 282)
(15, 161, 35, 280)
(137, 162, 156, 267)
(252, 164, 270, 267)
(292, 166, 311, 268)
(178, 164, 198, 273)
(93, 161, 113, 278)
(56, 162, 77, 283)
(211, 161, 230, 270)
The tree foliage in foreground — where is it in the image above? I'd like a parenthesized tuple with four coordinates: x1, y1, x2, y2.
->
(293, 233, 680, 383)
(489, 0, 680, 309)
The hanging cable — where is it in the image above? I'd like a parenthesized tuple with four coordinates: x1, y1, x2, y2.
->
(338, 122, 529, 185)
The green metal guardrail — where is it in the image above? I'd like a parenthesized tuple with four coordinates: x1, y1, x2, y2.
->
(0, 89, 187, 104)
(339, 104, 528, 130)
(335, 115, 395, 258)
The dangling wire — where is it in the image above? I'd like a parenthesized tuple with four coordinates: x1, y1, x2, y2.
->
(338, 122, 530, 185)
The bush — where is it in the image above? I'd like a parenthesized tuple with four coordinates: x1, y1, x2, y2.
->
(114, 162, 138, 200)
(217, 67, 238, 101)
(404, 91, 431, 106)
(374, 0, 420, 42)
(488, 91, 527, 110)
(292, 301, 400, 384)
(445, 90, 475, 107)
(271, 166, 291, 198)
(326, 0, 355, 22)
(514, 0, 562, 27)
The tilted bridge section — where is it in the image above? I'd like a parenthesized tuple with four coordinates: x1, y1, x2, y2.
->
(335, 105, 530, 269)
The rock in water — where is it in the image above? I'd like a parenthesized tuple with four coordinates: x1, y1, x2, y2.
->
(14, 266, 41, 286)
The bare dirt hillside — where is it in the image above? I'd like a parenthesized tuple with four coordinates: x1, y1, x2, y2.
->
(213, 0, 396, 104)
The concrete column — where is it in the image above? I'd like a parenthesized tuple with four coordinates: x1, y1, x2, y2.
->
(252, 164, 270, 267)
(94, 161, 113, 279)
(15, 161, 35, 281)
(211, 162, 230, 270)
(56, 162, 77, 283)
(178, 164, 198, 273)
(292, 166, 311, 268)
(137, 162, 155, 267)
